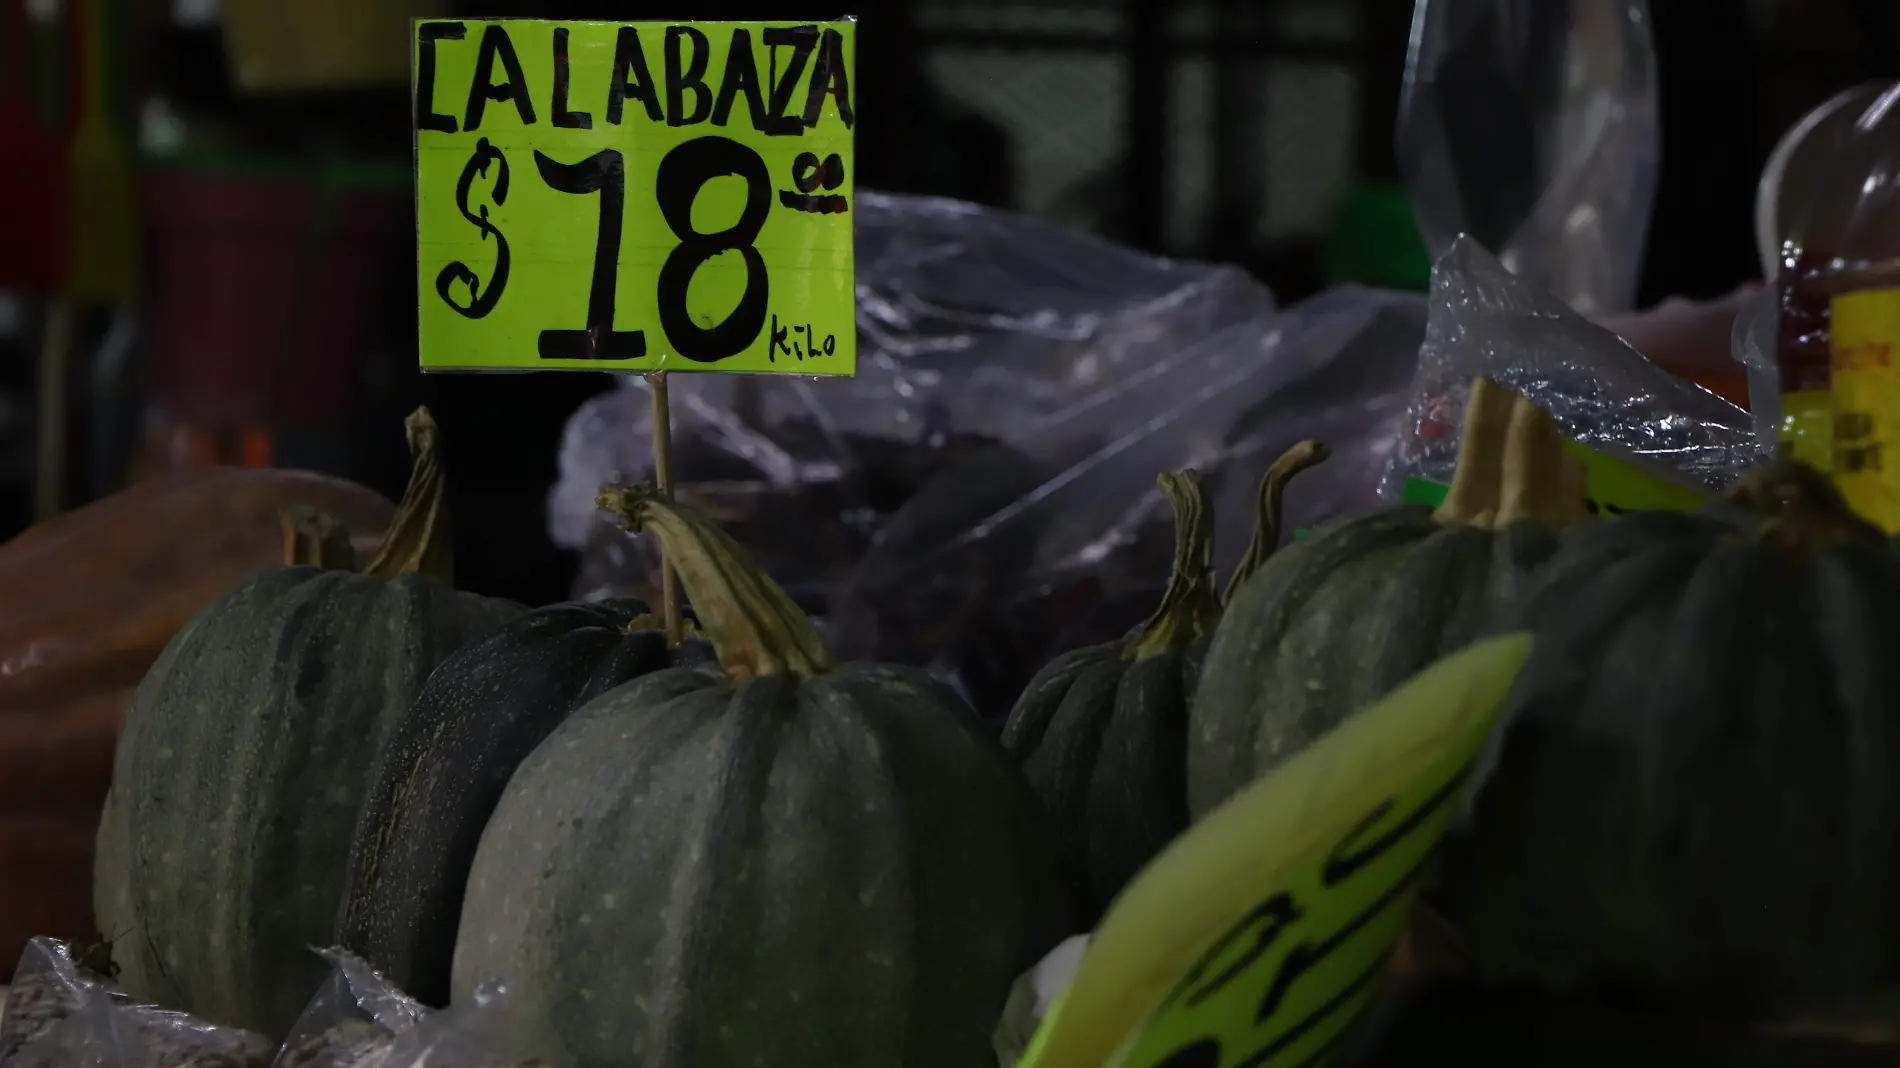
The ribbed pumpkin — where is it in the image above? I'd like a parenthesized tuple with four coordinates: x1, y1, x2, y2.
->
(452, 484, 1073, 1068)
(1189, 378, 1589, 816)
(1444, 460, 1900, 1019)
(0, 468, 392, 970)
(337, 599, 712, 1008)
(1000, 451, 1327, 922)
(93, 409, 522, 1038)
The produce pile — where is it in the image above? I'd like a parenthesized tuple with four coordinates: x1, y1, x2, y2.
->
(7, 369, 1900, 1067)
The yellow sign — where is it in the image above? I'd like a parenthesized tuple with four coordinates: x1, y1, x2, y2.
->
(412, 19, 856, 374)
(1404, 438, 1705, 518)
(1831, 288, 1900, 531)
(1556, 439, 1708, 516)
(1020, 634, 1533, 1068)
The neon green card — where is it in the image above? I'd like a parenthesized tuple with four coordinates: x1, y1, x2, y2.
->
(413, 19, 856, 373)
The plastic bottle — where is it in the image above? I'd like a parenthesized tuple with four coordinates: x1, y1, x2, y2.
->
(1824, 84, 1900, 530)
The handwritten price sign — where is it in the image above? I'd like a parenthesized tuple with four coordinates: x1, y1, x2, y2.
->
(1020, 634, 1532, 1068)
(412, 19, 856, 373)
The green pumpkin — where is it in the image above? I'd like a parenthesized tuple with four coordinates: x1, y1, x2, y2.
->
(337, 599, 712, 1009)
(1000, 451, 1326, 922)
(93, 410, 522, 1037)
(1445, 460, 1900, 1019)
(1188, 378, 1589, 817)
(452, 484, 1074, 1068)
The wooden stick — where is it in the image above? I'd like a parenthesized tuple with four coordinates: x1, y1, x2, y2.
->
(648, 371, 681, 645)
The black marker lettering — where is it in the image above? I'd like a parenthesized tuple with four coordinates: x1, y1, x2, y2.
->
(762, 26, 818, 135)
(1252, 845, 1435, 1026)
(791, 151, 822, 193)
(435, 138, 511, 318)
(1233, 958, 1384, 1068)
(606, 27, 662, 124)
(533, 149, 645, 360)
(665, 25, 711, 126)
(1153, 1040, 1221, 1068)
(800, 27, 855, 129)
(415, 22, 465, 133)
(550, 27, 593, 129)
(463, 24, 536, 130)
(710, 27, 767, 130)
(1170, 893, 1304, 1012)
(654, 136, 772, 362)
(1322, 764, 1468, 886)
(770, 314, 791, 360)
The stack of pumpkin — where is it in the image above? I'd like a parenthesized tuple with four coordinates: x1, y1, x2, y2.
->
(21, 371, 1900, 1067)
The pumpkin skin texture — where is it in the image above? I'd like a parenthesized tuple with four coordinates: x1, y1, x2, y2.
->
(93, 409, 522, 1039)
(337, 599, 713, 1009)
(1000, 457, 1322, 922)
(0, 468, 391, 971)
(1444, 462, 1900, 1019)
(453, 484, 1073, 1068)
(1189, 380, 1588, 817)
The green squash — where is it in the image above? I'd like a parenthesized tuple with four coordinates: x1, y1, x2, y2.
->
(93, 409, 522, 1037)
(1445, 460, 1900, 1018)
(1188, 378, 1589, 817)
(337, 599, 712, 1009)
(1000, 451, 1327, 922)
(452, 484, 1074, 1068)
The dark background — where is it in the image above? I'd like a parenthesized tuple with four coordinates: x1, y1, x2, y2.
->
(2, 0, 1896, 606)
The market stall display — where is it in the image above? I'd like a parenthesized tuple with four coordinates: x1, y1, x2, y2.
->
(92, 410, 522, 1039)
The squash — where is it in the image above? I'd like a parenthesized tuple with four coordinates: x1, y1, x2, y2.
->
(93, 409, 522, 1038)
(337, 600, 712, 1009)
(0, 468, 391, 973)
(1444, 459, 1900, 1018)
(1189, 378, 1589, 817)
(999, 452, 1326, 922)
(452, 484, 1074, 1068)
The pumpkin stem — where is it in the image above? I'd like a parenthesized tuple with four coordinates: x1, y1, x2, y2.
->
(1726, 459, 1887, 551)
(281, 506, 357, 570)
(363, 407, 454, 583)
(1125, 470, 1221, 661)
(1492, 393, 1592, 530)
(1223, 440, 1331, 603)
(1433, 377, 1514, 527)
(597, 483, 833, 681)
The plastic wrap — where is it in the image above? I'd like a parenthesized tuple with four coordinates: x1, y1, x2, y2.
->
(827, 286, 1426, 717)
(553, 191, 1276, 610)
(1397, 0, 1659, 316)
(555, 194, 1430, 716)
(1731, 285, 1781, 450)
(1379, 236, 1763, 503)
(273, 949, 537, 1068)
(0, 937, 273, 1068)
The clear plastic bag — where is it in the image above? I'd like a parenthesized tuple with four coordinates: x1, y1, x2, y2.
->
(0, 937, 273, 1068)
(1397, 0, 1659, 316)
(557, 193, 1429, 716)
(552, 191, 1275, 612)
(272, 949, 537, 1068)
(829, 286, 1427, 718)
(1379, 236, 1762, 503)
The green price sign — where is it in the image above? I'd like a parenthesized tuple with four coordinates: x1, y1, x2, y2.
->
(1020, 634, 1532, 1068)
(412, 19, 856, 374)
